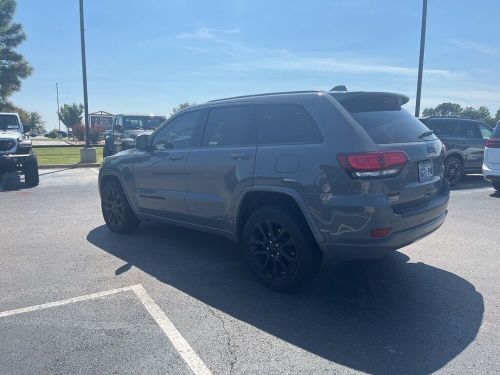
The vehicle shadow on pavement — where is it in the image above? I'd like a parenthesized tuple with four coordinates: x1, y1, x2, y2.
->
(87, 224, 484, 375)
(452, 174, 490, 190)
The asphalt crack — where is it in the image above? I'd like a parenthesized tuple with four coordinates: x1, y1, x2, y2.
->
(207, 306, 237, 375)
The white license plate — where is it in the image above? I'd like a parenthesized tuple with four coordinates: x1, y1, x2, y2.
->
(419, 160, 434, 181)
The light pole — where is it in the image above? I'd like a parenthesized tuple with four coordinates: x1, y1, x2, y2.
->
(415, 0, 428, 117)
(79, 0, 90, 147)
(56, 83, 61, 132)
(78, 0, 96, 163)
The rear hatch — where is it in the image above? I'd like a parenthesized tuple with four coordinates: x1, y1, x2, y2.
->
(484, 125, 500, 170)
(331, 92, 446, 211)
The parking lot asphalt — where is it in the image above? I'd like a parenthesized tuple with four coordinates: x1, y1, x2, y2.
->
(0, 169, 499, 374)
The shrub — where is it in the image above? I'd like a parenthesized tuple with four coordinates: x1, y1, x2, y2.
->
(72, 124, 104, 143)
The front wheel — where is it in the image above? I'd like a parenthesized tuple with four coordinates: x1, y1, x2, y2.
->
(242, 207, 322, 293)
(493, 181, 500, 191)
(23, 156, 39, 187)
(101, 180, 140, 233)
(444, 156, 463, 186)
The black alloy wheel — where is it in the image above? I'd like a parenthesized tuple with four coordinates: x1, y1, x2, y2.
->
(101, 180, 139, 233)
(444, 156, 463, 186)
(242, 207, 322, 292)
(249, 219, 299, 282)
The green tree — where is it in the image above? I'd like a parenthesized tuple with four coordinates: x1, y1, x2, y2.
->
(170, 102, 195, 117)
(22, 111, 45, 133)
(495, 109, 500, 125)
(0, 0, 33, 107)
(58, 103, 83, 132)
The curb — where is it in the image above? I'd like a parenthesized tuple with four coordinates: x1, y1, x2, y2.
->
(38, 163, 100, 170)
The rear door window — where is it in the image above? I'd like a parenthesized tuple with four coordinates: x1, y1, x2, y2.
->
(331, 93, 434, 144)
(202, 106, 255, 147)
(457, 121, 481, 139)
(425, 120, 457, 137)
(256, 104, 322, 145)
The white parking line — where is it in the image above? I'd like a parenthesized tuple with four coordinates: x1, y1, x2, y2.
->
(131, 284, 212, 375)
(0, 284, 212, 375)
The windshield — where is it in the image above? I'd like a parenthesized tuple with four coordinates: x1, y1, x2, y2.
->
(0, 114, 20, 130)
(123, 116, 165, 130)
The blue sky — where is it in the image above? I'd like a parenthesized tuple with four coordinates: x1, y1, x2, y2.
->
(11, 0, 500, 129)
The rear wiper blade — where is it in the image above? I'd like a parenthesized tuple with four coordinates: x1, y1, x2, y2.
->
(418, 130, 434, 139)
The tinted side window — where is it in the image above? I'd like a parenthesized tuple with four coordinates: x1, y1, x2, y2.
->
(256, 104, 322, 145)
(202, 106, 254, 147)
(457, 121, 481, 139)
(153, 111, 201, 150)
(426, 120, 456, 137)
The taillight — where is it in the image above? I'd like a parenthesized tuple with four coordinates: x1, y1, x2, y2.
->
(337, 151, 408, 178)
(485, 138, 500, 148)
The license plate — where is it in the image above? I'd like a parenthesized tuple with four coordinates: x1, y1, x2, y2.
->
(419, 160, 434, 181)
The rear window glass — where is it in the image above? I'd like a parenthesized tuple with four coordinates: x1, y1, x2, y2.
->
(256, 104, 322, 145)
(332, 94, 434, 144)
(492, 125, 500, 138)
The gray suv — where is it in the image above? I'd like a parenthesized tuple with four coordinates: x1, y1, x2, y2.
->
(420, 117, 494, 185)
(99, 90, 449, 292)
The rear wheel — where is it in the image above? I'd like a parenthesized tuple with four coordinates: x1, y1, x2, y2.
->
(23, 156, 39, 187)
(101, 180, 140, 233)
(242, 207, 322, 293)
(493, 181, 500, 191)
(444, 156, 463, 186)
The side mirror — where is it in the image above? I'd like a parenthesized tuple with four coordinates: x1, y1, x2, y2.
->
(135, 134, 149, 151)
(23, 124, 31, 133)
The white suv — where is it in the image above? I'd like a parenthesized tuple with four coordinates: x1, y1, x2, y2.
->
(483, 123, 500, 191)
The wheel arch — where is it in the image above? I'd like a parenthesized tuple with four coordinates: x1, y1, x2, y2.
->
(235, 187, 323, 247)
(99, 172, 137, 212)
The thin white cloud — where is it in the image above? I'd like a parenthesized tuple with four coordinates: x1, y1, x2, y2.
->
(448, 39, 500, 56)
(174, 28, 461, 79)
(175, 28, 240, 41)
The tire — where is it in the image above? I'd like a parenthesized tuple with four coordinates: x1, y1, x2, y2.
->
(101, 180, 140, 234)
(444, 155, 463, 186)
(23, 156, 39, 187)
(242, 206, 322, 293)
(493, 181, 500, 191)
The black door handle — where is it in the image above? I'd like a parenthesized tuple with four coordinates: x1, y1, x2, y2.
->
(230, 153, 250, 160)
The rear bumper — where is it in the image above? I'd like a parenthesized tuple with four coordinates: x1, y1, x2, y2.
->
(321, 209, 447, 260)
(483, 164, 500, 181)
(313, 183, 450, 260)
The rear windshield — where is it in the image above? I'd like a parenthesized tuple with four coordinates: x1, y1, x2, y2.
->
(332, 93, 434, 144)
(0, 114, 20, 130)
(492, 125, 500, 138)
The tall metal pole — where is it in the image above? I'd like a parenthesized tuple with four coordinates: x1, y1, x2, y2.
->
(56, 83, 61, 132)
(79, 0, 90, 147)
(415, 0, 428, 117)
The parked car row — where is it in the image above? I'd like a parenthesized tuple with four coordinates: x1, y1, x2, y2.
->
(420, 117, 500, 190)
(99, 88, 450, 292)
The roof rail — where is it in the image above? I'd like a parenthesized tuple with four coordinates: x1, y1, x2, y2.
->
(208, 90, 324, 103)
